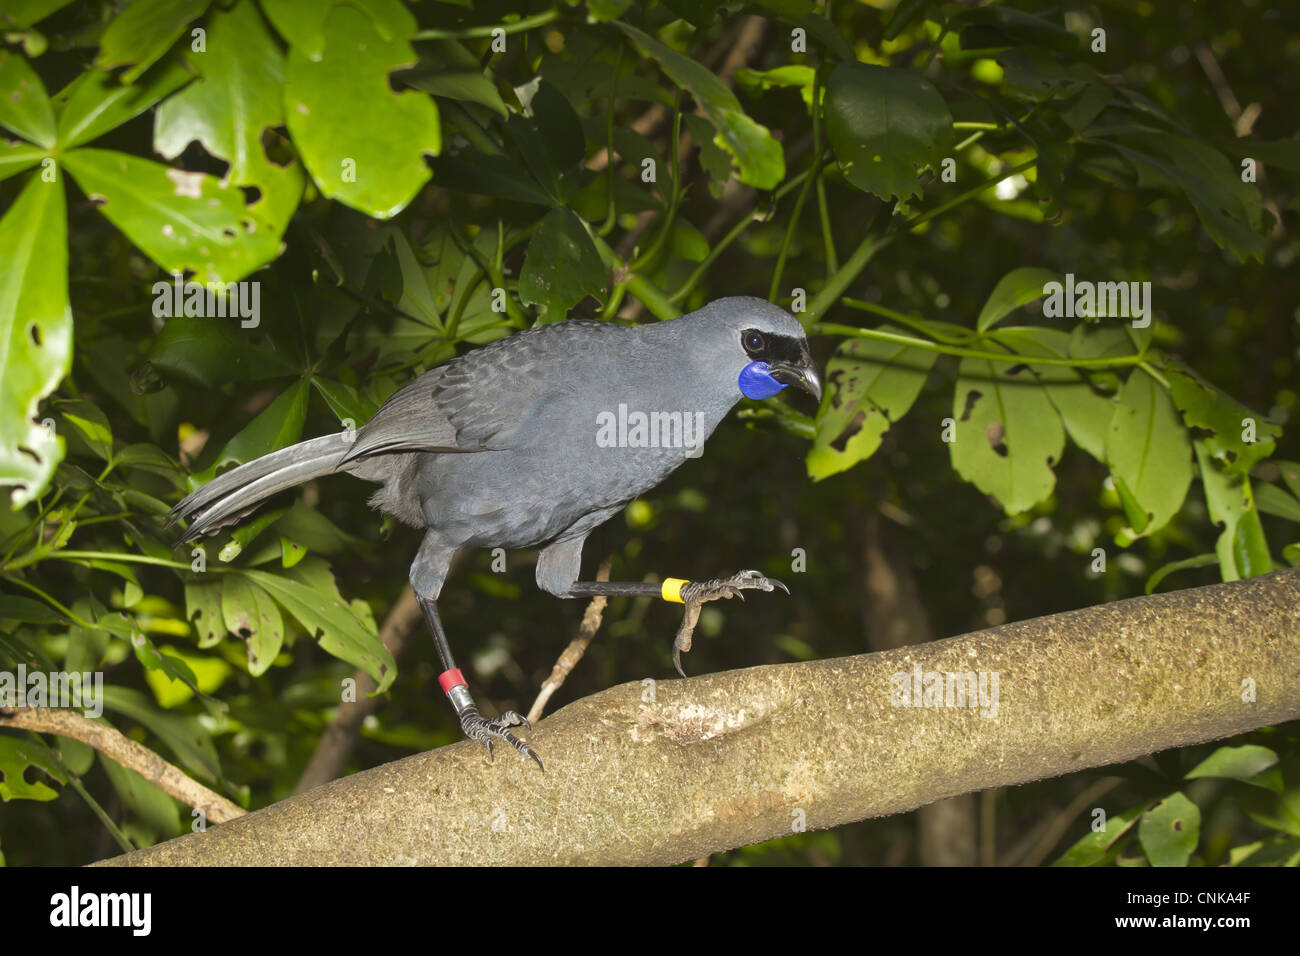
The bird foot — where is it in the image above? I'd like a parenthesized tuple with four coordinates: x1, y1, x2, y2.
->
(461, 709, 544, 771)
(672, 570, 789, 676)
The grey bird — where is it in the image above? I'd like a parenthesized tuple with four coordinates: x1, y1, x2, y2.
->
(168, 296, 822, 768)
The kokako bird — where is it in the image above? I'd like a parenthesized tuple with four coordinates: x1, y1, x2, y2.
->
(168, 296, 822, 769)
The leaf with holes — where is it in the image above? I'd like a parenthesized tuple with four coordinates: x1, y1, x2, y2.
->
(153, 0, 304, 234)
(1196, 439, 1271, 581)
(221, 576, 284, 676)
(824, 62, 953, 203)
(283, 0, 440, 219)
(1167, 362, 1279, 476)
(1138, 791, 1200, 867)
(185, 580, 225, 648)
(808, 328, 937, 480)
(993, 327, 1116, 461)
(0, 735, 65, 802)
(1105, 371, 1192, 537)
(519, 207, 606, 321)
(950, 357, 1064, 515)
(62, 149, 282, 284)
(0, 172, 69, 508)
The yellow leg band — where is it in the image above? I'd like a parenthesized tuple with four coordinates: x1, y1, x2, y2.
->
(661, 578, 689, 603)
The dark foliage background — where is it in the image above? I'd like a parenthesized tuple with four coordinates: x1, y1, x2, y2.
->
(1, 0, 1298, 866)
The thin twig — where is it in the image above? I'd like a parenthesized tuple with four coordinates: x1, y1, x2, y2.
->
(0, 706, 244, 823)
(527, 556, 612, 724)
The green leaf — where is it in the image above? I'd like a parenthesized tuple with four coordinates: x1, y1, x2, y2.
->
(1276, 460, 1300, 501)
(280, 536, 306, 568)
(992, 328, 1116, 461)
(312, 376, 380, 426)
(824, 62, 953, 204)
(1256, 482, 1300, 523)
(1106, 134, 1267, 263)
(53, 397, 113, 462)
(0, 0, 74, 30)
(1105, 372, 1192, 536)
(1186, 745, 1280, 790)
(95, 0, 210, 85)
(147, 315, 298, 389)
(808, 328, 938, 480)
(0, 734, 65, 801)
(951, 6, 1080, 53)
(433, 151, 554, 205)
(616, 22, 784, 190)
(62, 149, 282, 284)
(201, 378, 309, 478)
(0, 171, 70, 508)
(519, 207, 607, 321)
(884, 0, 937, 42)
(153, 0, 305, 234)
(100, 754, 181, 836)
(283, 0, 440, 219)
(54, 61, 193, 149)
(1167, 363, 1279, 475)
(950, 357, 1064, 515)
(184, 580, 224, 648)
(0, 48, 56, 147)
(977, 268, 1060, 332)
(218, 506, 288, 562)
(1052, 800, 1147, 866)
(407, 40, 509, 118)
(0, 139, 45, 184)
(1145, 553, 1218, 594)
(0, 595, 63, 623)
(1138, 791, 1200, 867)
(734, 65, 817, 110)
(244, 564, 394, 692)
(1195, 439, 1270, 581)
(1239, 764, 1300, 837)
(221, 576, 284, 676)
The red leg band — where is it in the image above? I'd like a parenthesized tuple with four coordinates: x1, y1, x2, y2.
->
(438, 668, 467, 694)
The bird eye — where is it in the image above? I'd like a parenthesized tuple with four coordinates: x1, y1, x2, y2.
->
(743, 330, 765, 353)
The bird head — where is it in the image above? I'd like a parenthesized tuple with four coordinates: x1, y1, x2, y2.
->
(701, 297, 822, 403)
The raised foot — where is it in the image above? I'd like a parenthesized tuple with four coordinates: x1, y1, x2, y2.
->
(461, 710, 544, 771)
(673, 570, 790, 676)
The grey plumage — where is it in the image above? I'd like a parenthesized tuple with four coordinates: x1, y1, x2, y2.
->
(168, 296, 820, 766)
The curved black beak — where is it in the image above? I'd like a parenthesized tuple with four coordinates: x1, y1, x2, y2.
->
(768, 358, 822, 401)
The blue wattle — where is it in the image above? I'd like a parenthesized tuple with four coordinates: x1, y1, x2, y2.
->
(738, 361, 787, 400)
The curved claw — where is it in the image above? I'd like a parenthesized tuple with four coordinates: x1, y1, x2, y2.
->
(772, 579, 790, 595)
(463, 712, 543, 770)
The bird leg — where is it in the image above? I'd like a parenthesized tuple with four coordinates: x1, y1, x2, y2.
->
(418, 595, 543, 770)
(566, 569, 788, 677)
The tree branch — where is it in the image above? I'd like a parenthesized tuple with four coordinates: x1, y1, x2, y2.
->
(0, 707, 244, 824)
(99, 568, 1300, 866)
